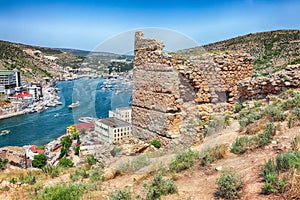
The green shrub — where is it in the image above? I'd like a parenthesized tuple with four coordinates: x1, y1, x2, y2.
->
(36, 183, 97, 200)
(74, 146, 80, 156)
(144, 173, 178, 200)
(151, 139, 162, 149)
(200, 144, 227, 166)
(254, 101, 262, 108)
(89, 169, 103, 182)
(109, 189, 131, 200)
(19, 171, 36, 185)
(224, 115, 231, 127)
(32, 154, 47, 168)
(231, 136, 251, 154)
(85, 154, 96, 166)
(262, 182, 276, 195)
(169, 149, 199, 172)
(257, 132, 273, 147)
(59, 157, 74, 168)
(70, 168, 89, 182)
(276, 151, 300, 172)
(234, 103, 243, 113)
(216, 170, 243, 199)
(264, 105, 286, 121)
(42, 165, 60, 178)
(292, 107, 300, 118)
(0, 158, 8, 170)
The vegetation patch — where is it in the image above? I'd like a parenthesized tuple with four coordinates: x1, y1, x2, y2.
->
(169, 149, 199, 173)
(261, 150, 300, 195)
(117, 154, 150, 173)
(200, 144, 227, 166)
(144, 173, 178, 200)
(216, 169, 243, 199)
(151, 139, 162, 149)
(109, 189, 131, 200)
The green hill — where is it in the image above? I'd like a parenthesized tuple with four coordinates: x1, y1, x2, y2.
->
(178, 30, 300, 75)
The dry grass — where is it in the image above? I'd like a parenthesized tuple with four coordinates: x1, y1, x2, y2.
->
(292, 134, 300, 151)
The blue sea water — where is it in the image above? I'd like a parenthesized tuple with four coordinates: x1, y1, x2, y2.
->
(0, 78, 132, 147)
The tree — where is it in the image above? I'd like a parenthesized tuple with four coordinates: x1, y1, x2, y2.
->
(60, 147, 68, 158)
(59, 157, 74, 168)
(0, 158, 8, 170)
(61, 136, 72, 149)
(75, 146, 80, 156)
(32, 154, 47, 168)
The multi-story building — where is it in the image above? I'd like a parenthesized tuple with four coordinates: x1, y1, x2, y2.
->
(109, 107, 132, 123)
(0, 70, 21, 95)
(94, 117, 131, 144)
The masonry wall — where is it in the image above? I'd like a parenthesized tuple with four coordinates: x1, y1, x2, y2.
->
(238, 64, 300, 100)
(132, 31, 253, 144)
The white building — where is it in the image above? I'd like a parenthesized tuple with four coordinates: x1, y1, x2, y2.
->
(94, 117, 131, 144)
(109, 107, 132, 123)
(0, 70, 21, 95)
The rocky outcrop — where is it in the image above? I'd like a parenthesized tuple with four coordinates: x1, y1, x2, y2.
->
(238, 64, 300, 100)
(132, 31, 253, 146)
(0, 146, 26, 168)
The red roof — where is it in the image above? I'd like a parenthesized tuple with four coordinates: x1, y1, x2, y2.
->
(14, 92, 32, 98)
(74, 122, 94, 131)
(29, 145, 45, 154)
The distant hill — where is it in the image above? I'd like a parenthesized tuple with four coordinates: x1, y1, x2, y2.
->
(0, 40, 84, 82)
(178, 30, 300, 75)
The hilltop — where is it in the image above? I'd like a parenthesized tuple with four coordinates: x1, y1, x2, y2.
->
(178, 30, 300, 75)
(0, 40, 85, 82)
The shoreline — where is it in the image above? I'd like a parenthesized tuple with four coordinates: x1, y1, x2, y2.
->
(0, 110, 26, 120)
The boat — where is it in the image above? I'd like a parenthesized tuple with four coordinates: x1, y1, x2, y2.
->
(68, 101, 80, 109)
(78, 117, 94, 123)
(0, 130, 10, 136)
(54, 113, 60, 117)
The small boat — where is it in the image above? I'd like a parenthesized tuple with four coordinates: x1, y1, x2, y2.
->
(68, 101, 80, 109)
(78, 117, 94, 123)
(0, 130, 10, 136)
(54, 113, 60, 117)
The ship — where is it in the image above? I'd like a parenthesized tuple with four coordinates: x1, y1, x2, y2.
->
(0, 130, 10, 136)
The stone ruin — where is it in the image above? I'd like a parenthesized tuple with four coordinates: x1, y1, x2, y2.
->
(132, 31, 253, 146)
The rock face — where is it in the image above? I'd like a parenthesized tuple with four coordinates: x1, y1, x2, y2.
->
(132, 31, 253, 145)
(238, 64, 300, 100)
(0, 147, 26, 168)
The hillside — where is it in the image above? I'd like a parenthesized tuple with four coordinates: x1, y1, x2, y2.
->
(0, 40, 84, 82)
(178, 30, 300, 75)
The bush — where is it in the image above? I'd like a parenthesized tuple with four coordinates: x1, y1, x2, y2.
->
(200, 144, 227, 166)
(169, 149, 199, 172)
(59, 157, 74, 168)
(42, 165, 60, 178)
(74, 146, 80, 156)
(109, 189, 131, 200)
(0, 158, 8, 170)
(70, 168, 89, 182)
(32, 154, 47, 168)
(276, 151, 300, 172)
(85, 154, 96, 166)
(231, 136, 251, 154)
(19, 171, 36, 185)
(263, 105, 286, 121)
(216, 170, 243, 199)
(151, 139, 161, 149)
(144, 173, 178, 200)
(36, 183, 97, 200)
(234, 103, 243, 113)
(293, 135, 300, 151)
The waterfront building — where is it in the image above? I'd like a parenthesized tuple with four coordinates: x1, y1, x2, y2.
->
(109, 107, 132, 123)
(94, 117, 131, 144)
(0, 70, 21, 95)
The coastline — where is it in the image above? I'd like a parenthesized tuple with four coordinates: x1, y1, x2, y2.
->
(0, 110, 26, 120)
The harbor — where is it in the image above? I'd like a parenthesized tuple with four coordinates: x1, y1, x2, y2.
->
(0, 77, 132, 148)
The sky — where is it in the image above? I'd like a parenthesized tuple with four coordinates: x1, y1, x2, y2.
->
(0, 0, 299, 51)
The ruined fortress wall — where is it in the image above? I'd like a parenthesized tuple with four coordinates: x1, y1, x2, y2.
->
(132, 31, 253, 143)
(238, 64, 300, 100)
(0, 147, 27, 168)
